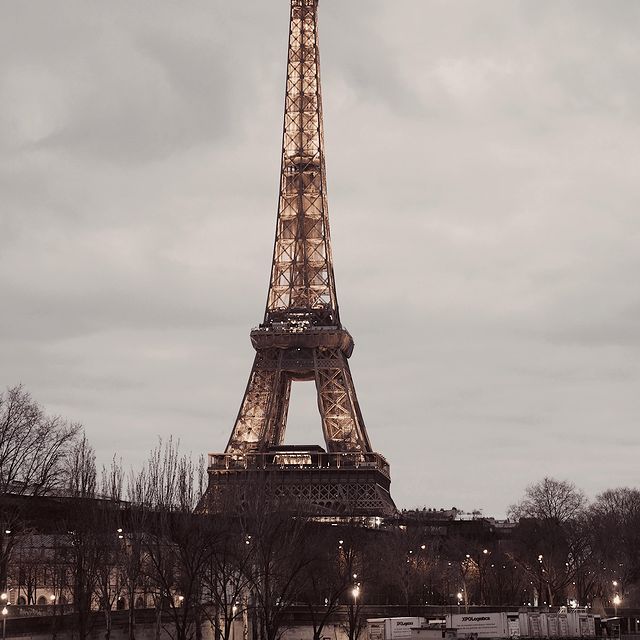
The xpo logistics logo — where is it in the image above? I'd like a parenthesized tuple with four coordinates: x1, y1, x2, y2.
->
(461, 617, 491, 623)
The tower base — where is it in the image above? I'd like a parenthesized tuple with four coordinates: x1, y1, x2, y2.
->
(200, 448, 396, 518)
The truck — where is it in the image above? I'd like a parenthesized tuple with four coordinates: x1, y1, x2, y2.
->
(368, 617, 425, 640)
(447, 611, 598, 639)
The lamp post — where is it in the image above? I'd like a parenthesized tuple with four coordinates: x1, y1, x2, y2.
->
(347, 584, 360, 640)
(2, 605, 7, 640)
(231, 604, 238, 640)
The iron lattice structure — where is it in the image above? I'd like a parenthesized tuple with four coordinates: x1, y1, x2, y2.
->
(203, 0, 396, 518)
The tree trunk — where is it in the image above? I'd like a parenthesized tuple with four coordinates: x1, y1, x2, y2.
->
(155, 605, 162, 640)
(195, 604, 203, 640)
(128, 600, 136, 640)
(104, 607, 112, 640)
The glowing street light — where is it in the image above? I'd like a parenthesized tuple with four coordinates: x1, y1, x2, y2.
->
(2, 606, 7, 640)
(613, 594, 621, 616)
(231, 603, 238, 640)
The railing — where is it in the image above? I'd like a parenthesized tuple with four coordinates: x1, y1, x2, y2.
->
(252, 324, 343, 333)
(208, 451, 390, 479)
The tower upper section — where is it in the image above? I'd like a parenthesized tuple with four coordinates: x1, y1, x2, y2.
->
(264, 0, 339, 328)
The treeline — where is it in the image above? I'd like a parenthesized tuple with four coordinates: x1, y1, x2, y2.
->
(2, 385, 640, 640)
(395, 477, 640, 612)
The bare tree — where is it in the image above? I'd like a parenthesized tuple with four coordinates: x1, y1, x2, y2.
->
(7, 530, 48, 605)
(509, 477, 587, 523)
(66, 433, 97, 498)
(298, 524, 357, 640)
(241, 490, 313, 640)
(60, 435, 100, 640)
(200, 516, 253, 640)
(337, 526, 368, 640)
(589, 487, 640, 607)
(483, 551, 527, 607)
(119, 504, 149, 640)
(0, 385, 80, 496)
(94, 459, 127, 640)
(373, 526, 441, 614)
(0, 385, 80, 590)
(129, 439, 210, 640)
(509, 477, 589, 606)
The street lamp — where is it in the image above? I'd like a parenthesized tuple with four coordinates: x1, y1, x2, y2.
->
(613, 595, 621, 617)
(457, 592, 463, 613)
(2, 606, 7, 640)
(231, 604, 238, 640)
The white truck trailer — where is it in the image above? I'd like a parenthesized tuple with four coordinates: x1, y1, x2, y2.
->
(447, 611, 598, 639)
(368, 617, 425, 640)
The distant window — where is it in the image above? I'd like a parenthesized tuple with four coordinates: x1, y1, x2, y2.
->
(17, 596, 27, 605)
(273, 453, 312, 466)
(59, 596, 67, 605)
(117, 598, 126, 611)
(135, 596, 145, 609)
(37, 596, 47, 605)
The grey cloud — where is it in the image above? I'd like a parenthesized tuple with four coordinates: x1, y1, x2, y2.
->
(1, 0, 639, 516)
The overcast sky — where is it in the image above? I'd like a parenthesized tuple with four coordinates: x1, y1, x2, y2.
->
(1, 1, 639, 516)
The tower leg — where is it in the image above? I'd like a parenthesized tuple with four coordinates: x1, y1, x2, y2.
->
(314, 349, 372, 453)
(226, 351, 291, 454)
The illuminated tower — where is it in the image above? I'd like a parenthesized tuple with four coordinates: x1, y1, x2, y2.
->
(202, 0, 395, 517)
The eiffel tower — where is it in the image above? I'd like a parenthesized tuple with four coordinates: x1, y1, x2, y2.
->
(202, 0, 396, 517)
